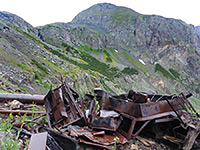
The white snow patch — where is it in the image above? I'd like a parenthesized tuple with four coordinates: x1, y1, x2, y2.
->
(139, 59, 145, 65)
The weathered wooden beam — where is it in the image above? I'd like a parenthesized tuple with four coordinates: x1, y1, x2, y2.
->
(0, 93, 45, 104)
(182, 127, 200, 150)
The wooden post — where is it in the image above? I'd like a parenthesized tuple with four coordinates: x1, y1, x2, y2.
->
(182, 127, 200, 150)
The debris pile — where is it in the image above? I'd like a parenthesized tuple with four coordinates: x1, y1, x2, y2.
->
(0, 82, 200, 150)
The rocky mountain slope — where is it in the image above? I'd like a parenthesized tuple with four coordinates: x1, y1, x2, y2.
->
(0, 3, 199, 108)
(38, 4, 200, 96)
(0, 11, 106, 95)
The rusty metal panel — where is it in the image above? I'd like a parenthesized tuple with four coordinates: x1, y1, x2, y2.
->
(109, 97, 142, 117)
(169, 97, 186, 112)
(140, 103, 161, 117)
(78, 131, 128, 149)
(100, 110, 120, 118)
(94, 89, 112, 110)
(44, 83, 84, 128)
(91, 116, 122, 131)
(52, 88, 67, 122)
(127, 90, 148, 103)
(70, 127, 128, 145)
(47, 127, 78, 150)
(90, 110, 122, 131)
(110, 96, 179, 118)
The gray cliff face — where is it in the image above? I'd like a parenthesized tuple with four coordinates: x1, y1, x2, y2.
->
(70, 3, 196, 50)
(195, 26, 200, 54)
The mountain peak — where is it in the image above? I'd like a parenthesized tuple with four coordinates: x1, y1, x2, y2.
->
(72, 2, 139, 23)
(0, 11, 34, 31)
(88, 3, 117, 10)
(71, 3, 140, 34)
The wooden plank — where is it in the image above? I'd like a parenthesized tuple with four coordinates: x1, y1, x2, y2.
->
(28, 132, 48, 150)
(182, 128, 200, 150)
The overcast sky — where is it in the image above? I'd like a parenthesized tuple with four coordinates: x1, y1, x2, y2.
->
(0, 0, 199, 27)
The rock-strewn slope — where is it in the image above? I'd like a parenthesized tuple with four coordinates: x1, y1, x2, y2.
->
(0, 10, 142, 96)
(0, 11, 107, 94)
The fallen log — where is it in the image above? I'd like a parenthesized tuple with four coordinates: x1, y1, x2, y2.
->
(0, 109, 46, 115)
(0, 93, 45, 105)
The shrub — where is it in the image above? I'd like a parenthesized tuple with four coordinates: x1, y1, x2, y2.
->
(33, 70, 43, 82)
(155, 63, 174, 79)
(195, 88, 199, 94)
(62, 43, 74, 52)
(106, 57, 112, 63)
(169, 68, 180, 79)
(31, 59, 48, 74)
(79, 45, 100, 53)
(42, 83, 51, 90)
(17, 62, 32, 72)
(122, 67, 138, 75)
(49, 47, 119, 79)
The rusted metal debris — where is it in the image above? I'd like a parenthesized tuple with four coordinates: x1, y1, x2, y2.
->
(42, 82, 200, 149)
(44, 82, 86, 128)
(0, 82, 200, 149)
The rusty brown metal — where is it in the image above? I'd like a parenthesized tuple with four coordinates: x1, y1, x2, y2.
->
(147, 93, 175, 102)
(86, 93, 122, 131)
(94, 88, 114, 110)
(155, 117, 176, 123)
(44, 82, 86, 128)
(181, 93, 199, 117)
(127, 118, 136, 140)
(90, 115, 122, 131)
(63, 82, 86, 120)
(92, 130, 105, 136)
(0, 93, 45, 104)
(133, 120, 151, 137)
(93, 89, 194, 141)
(70, 127, 128, 146)
(46, 127, 78, 150)
(90, 110, 122, 131)
(109, 96, 176, 118)
(42, 83, 200, 149)
(70, 127, 116, 145)
(127, 90, 148, 103)
(164, 93, 200, 150)
(79, 139, 113, 150)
